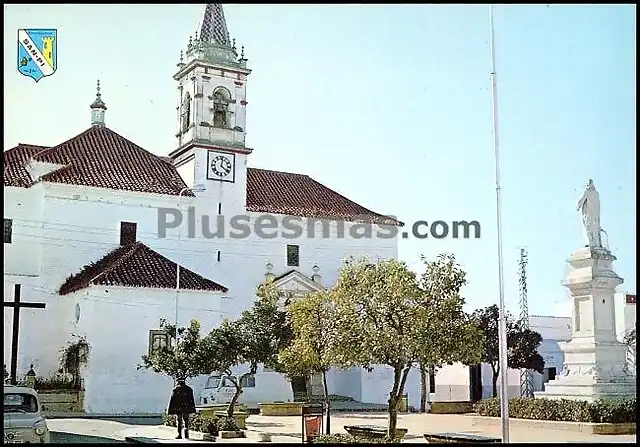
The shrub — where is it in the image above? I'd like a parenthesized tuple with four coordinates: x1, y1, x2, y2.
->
(34, 376, 81, 391)
(162, 412, 219, 435)
(216, 416, 240, 432)
(474, 397, 636, 423)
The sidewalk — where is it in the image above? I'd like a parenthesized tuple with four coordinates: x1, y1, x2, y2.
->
(47, 412, 636, 444)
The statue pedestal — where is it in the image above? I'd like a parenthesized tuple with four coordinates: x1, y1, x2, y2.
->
(535, 247, 636, 402)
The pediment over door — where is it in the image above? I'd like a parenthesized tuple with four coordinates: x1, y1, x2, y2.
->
(272, 270, 324, 296)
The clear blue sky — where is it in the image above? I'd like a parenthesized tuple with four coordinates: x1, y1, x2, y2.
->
(4, 4, 636, 317)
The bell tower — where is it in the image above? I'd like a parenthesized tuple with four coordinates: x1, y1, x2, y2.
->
(170, 3, 252, 214)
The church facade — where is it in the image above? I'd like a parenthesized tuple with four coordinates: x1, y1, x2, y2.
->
(3, 4, 404, 413)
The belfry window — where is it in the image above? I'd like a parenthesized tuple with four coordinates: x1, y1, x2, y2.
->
(212, 88, 231, 128)
(181, 92, 191, 132)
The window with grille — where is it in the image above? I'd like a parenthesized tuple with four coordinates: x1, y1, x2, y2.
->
(148, 330, 171, 357)
(4, 218, 12, 244)
(286, 244, 299, 267)
(120, 221, 137, 245)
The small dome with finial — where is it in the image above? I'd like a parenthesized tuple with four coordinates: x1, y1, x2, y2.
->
(90, 79, 107, 127)
(90, 80, 107, 111)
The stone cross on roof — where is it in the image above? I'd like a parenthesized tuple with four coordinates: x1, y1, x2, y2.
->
(198, 3, 231, 46)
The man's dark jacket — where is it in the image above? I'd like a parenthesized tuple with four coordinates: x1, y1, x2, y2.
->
(167, 383, 197, 415)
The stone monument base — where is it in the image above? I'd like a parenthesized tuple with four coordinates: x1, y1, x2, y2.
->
(534, 246, 636, 402)
(535, 366, 636, 402)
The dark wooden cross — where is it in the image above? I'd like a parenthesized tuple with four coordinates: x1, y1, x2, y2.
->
(3, 284, 46, 385)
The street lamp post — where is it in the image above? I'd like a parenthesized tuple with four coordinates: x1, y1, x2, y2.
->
(489, 4, 510, 443)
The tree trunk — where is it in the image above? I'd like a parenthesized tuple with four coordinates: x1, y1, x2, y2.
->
(306, 374, 312, 401)
(491, 366, 498, 398)
(227, 385, 242, 418)
(322, 370, 330, 435)
(387, 364, 411, 439)
(419, 364, 427, 413)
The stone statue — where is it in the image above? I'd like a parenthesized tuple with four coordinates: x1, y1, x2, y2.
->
(576, 179, 602, 248)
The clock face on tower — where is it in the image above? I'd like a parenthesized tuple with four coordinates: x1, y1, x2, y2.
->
(207, 151, 235, 182)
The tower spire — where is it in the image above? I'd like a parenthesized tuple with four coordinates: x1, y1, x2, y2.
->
(198, 4, 231, 46)
(90, 79, 107, 127)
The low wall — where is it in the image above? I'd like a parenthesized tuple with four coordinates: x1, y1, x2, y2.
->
(471, 415, 636, 435)
(430, 401, 475, 414)
(259, 402, 304, 416)
(38, 390, 84, 413)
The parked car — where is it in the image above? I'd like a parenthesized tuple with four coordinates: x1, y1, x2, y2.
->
(4, 385, 51, 443)
(198, 366, 293, 409)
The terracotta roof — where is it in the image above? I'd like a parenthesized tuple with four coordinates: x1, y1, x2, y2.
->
(246, 168, 401, 225)
(58, 241, 227, 296)
(4, 127, 400, 224)
(11, 126, 194, 196)
(3, 144, 48, 187)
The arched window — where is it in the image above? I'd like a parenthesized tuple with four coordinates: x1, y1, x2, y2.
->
(181, 92, 191, 131)
(212, 87, 231, 128)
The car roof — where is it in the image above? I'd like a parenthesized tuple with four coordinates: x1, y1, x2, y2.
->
(3, 385, 38, 396)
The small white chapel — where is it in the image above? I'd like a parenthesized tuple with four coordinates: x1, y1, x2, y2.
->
(3, 4, 408, 414)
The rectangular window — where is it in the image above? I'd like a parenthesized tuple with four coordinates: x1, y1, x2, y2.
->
(4, 218, 12, 244)
(429, 365, 436, 394)
(548, 367, 556, 381)
(120, 221, 137, 246)
(218, 203, 222, 215)
(148, 330, 171, 357)
(286, 244, 299, 267)
(217, 250, 221, 262)
(240, 375, 256, 388)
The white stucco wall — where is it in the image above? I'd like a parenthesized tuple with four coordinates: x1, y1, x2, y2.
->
(77, 286, 227, 414)
(3, 176, 398, 413)
(429, 315, 573, 401)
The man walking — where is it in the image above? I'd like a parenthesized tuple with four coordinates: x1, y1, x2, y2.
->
(167, 377, 197, 439)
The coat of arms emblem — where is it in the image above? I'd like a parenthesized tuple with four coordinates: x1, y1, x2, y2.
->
(17, 28, 57, 83)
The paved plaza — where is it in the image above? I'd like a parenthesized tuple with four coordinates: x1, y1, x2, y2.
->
(47, 412, 636, 443)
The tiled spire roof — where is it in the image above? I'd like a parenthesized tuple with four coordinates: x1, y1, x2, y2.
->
(198, 4, 231, 46)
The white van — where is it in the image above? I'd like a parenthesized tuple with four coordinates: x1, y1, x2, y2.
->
(198, 366, 293, 409)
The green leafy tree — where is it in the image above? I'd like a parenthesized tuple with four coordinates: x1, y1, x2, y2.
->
(278, 290, 336, 433)
(330, 258, 428, 437)
(415, 254, 483, 412)
(201, 282, 293, 418)
(471, 305, 545, 397)
(138, 319, 209, 380)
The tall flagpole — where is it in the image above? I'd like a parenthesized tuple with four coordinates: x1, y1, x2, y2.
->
(489, 4, 510, 443)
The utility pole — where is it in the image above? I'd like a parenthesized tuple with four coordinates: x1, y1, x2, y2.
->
(518, 249, 535, 398)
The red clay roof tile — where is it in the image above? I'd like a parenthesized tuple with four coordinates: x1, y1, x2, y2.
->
(58, 241, 227, 295)
(3, 144, 48, 188)
(30, 126, 194, 196)
(4, 126, 399, 224)
(246, 168, 400, 225)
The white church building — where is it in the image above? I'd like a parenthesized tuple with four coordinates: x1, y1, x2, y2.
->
(3, 4, 409, 414)
(4, 4, 635, 415)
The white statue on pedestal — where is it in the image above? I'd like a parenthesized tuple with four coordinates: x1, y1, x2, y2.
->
(576, 179, 602, 249)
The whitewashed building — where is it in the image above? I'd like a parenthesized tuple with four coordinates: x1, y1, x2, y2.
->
(429, 293, 636, 402)
(3, 4, 405, 414)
